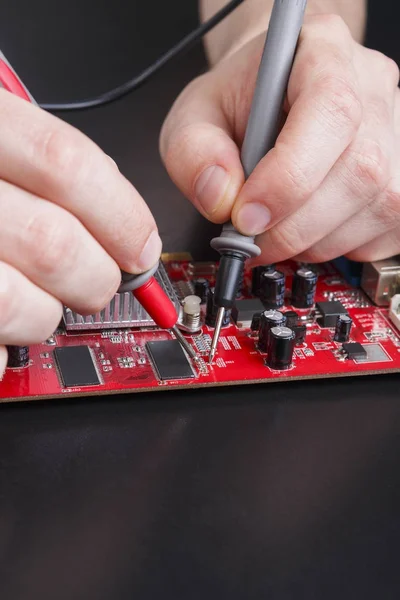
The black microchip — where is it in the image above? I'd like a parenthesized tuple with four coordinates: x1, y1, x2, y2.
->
(342, 342, 367, 360)
(53, 346, 101, 387)
(316, 301, 348, 328)
(146, 340, 195, 381)
(232, 298, 266, 326)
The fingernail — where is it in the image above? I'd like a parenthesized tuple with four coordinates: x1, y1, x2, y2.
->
(236, 203, 272, 235)
(137, 231, 163, 272)
(195, 166, 231, 215)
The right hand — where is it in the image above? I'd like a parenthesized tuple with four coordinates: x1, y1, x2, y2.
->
(0, 90, 162, 376)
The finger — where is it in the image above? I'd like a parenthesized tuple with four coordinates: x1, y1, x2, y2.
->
(232, 15, 362, 236)
(0, 261, 62, 345)
(0, 179, 121, 314)
(0, 346, 7, 379)
(294, 180, 400, 263)
(252, 83, 395, 263)
(160, 74, 245, 223)
(346, 227, 400, 262)
(0, 90, 161, 274)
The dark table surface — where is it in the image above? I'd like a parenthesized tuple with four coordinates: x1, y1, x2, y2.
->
(1, 1, 400, 598)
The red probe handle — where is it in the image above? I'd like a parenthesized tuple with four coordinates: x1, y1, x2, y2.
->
(133, 277, 178, 330)
(0, 59, 31, 101)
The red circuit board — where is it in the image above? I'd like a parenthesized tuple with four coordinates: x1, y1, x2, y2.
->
(1, 258, 400, 403)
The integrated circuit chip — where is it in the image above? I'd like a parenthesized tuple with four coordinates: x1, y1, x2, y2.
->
(232, 298, 266, 328)
(146, 339, 195, 381)
(316, 301, 348, 328)
(342, 342, 367, 361)
(53, 346, 101, 387)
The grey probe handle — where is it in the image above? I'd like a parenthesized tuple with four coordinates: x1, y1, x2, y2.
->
(215, 0, 307, 256)
(241, 0, 307, 178)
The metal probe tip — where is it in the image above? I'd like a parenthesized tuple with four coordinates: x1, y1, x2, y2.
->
(171, 325, 199, 361)
(208, 307, 225, 363)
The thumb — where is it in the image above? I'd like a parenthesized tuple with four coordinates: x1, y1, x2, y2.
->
(160, 74, 244, 223)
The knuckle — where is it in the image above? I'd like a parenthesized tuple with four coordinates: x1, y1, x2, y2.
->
(342, 140, 391, 199)
(355, 146, 390, 195)
(312, 13, 349, 35)
(269, 149, 314, 208)
(371, 51, 400, 87)
(267, 221, 309, 260)
(31, 127, 94, 187)
(315, 75, 362, 132)
(25, 208, 80, 278)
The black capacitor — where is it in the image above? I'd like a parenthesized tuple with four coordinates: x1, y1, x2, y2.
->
(266, 326, 295, 370)
(251, 265, 275, 296)
(6, 345, 29, 368)
(193, 278, 210, 304)
(259, 269, 286, 309)
(292, 324, 307, 346)
(291, 267, 318, 308)
(334, 314, 353, 342)
(206, 289, 231, 328)
(250, 311, 263, 333)
(283, 310, 299, 329)
(258, 310, 286, 352)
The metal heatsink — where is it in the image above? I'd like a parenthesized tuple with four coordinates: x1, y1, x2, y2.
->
(63, 263, 180, 331)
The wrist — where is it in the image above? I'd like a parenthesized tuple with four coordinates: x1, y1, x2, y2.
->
(201, 0, 367, 65)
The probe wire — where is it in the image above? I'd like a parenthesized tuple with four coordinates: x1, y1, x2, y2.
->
(40, 0, 245, 111)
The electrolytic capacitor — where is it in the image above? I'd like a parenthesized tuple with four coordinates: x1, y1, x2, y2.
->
(258, 309, 286, 352)
(6, 345, 29, 368)
(250, 311, 263, 333)
(193, 278, 210, 304)
(283, 310, 298, 329)
(206, 289, 231, 328)
(334, 314, 353, 343)
(259, 269, 286, 309)
(291, 267, 318, 308)
(266, 326, 295, 370)
(251, 265, 275, 296)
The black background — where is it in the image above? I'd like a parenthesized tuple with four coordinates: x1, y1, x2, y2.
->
(1, 1, 400, 598)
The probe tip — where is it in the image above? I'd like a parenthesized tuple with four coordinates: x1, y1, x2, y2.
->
(171, 325, 199, 361)
(208, 307, 225, 363)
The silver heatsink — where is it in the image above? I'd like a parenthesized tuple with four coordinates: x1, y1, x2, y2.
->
(63, 263, 181, 331)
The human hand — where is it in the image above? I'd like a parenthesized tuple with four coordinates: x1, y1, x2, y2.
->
(0, 90, 161, 375)
(160, 14, 400, 267)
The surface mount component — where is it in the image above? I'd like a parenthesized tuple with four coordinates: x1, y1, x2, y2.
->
(342, 342, 367, 361)
(334, 315, 353, 343)
(6, 345, 29, 369)
(292, 324, 307, 346)
(361, 258, 400, 306)
(266, 326, 295, 370)
(258, 310, 286, 352)
(283, 310, 298, 329)
(53, 346, 101, 387)
(231, 298, 266, 328)
(291, 268, 318, 308)
(259, 269, 286, 308)
(146, 340, 195, 381)
(63, 262, 180, 331)
(316, 301, 348, 328)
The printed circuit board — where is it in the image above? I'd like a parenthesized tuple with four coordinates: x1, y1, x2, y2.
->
(1, 254, 400, 403)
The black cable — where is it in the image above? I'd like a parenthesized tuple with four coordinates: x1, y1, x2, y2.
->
(40, 0, 245, 111)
